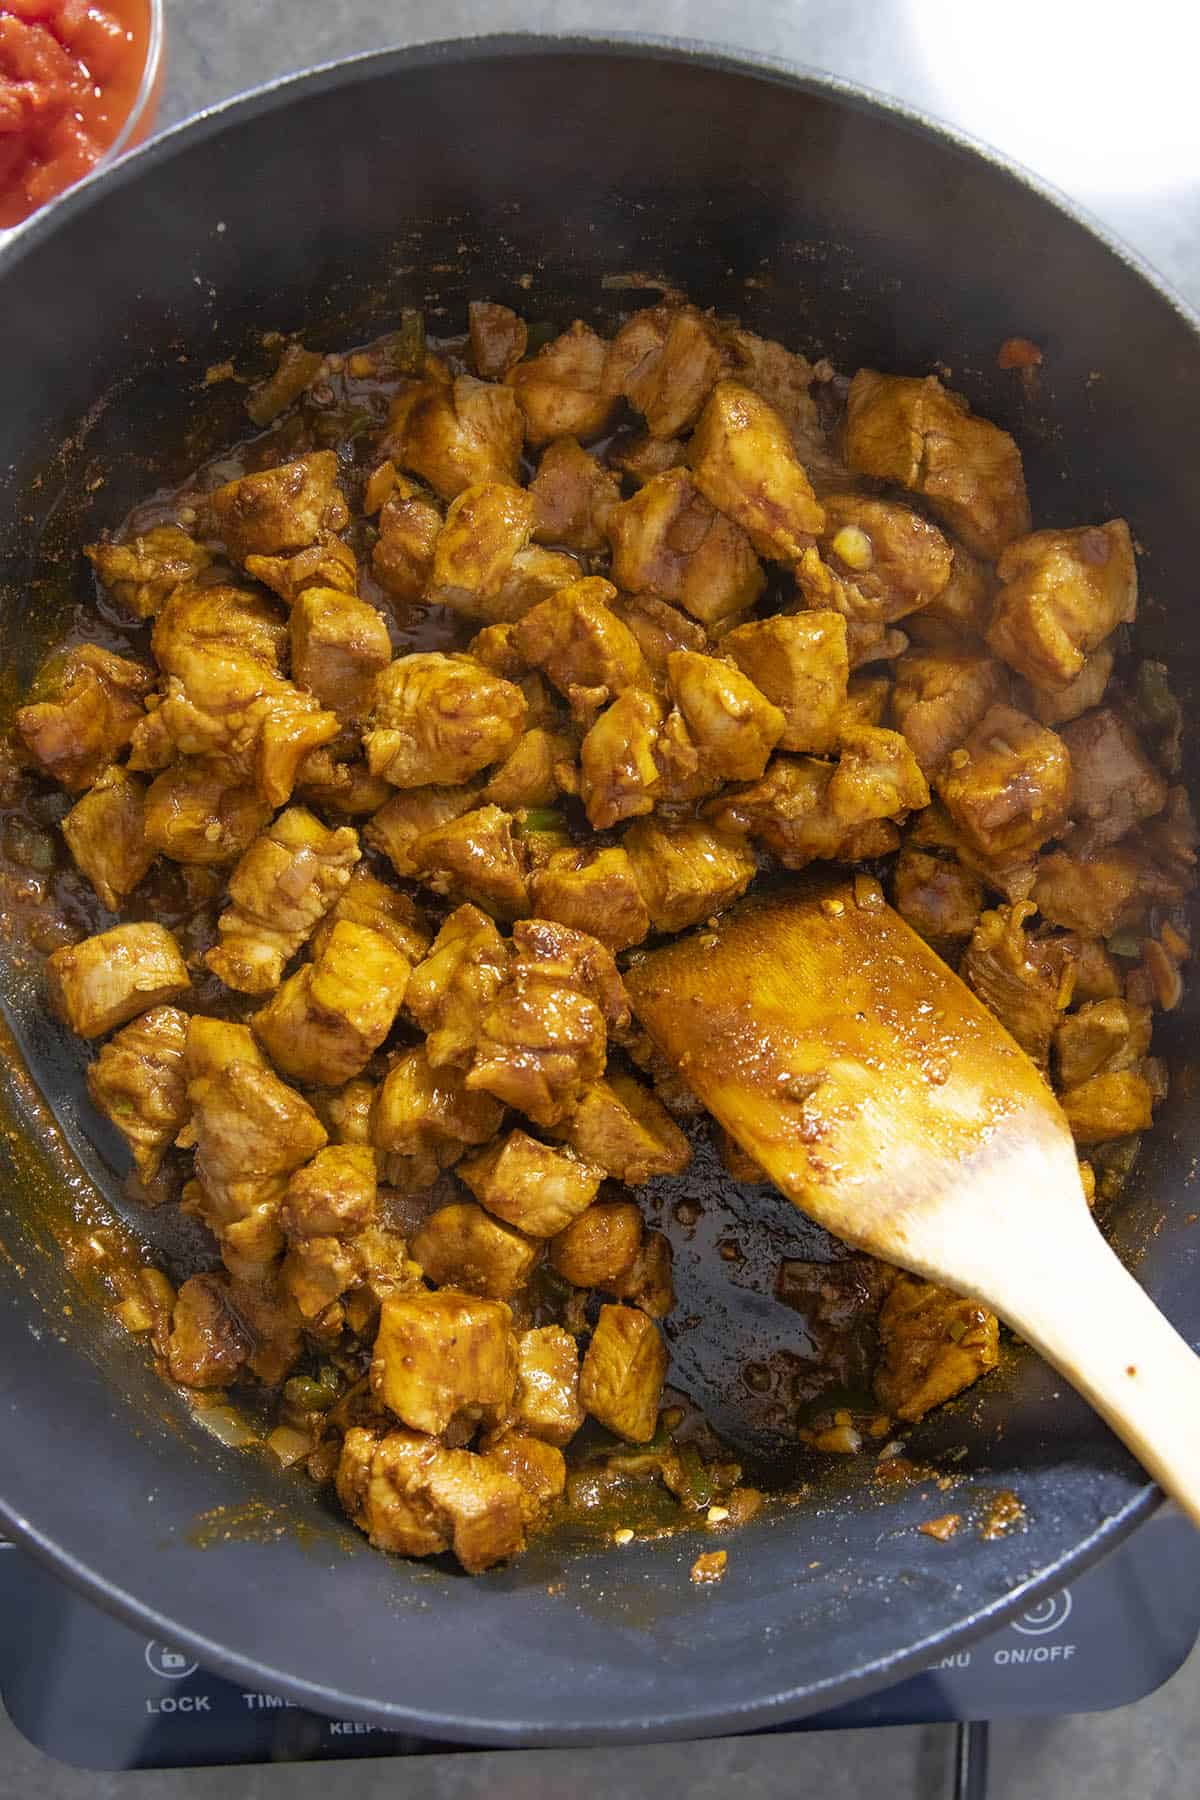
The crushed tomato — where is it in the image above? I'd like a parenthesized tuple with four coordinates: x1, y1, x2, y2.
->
(0, 0, 152, 228)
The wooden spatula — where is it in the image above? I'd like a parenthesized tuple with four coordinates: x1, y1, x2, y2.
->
(625, 875, 1200, 1525)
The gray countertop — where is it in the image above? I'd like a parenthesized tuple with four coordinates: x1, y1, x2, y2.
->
(5, 4, 1200, 1795)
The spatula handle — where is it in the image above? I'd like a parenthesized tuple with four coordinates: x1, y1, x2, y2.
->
(999, 1217, 1200, 1528)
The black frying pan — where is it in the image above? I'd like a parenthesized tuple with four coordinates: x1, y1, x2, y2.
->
(0, 35, 1197, 1746)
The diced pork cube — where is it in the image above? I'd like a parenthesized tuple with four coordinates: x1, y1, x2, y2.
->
(579, 688, 666, 830)
(365, 784, 481, 878)
(1060, 707, 1167, 849)
(86, 1004, 189, 1180)
(62, 764, 154, 910)
(827, 725, 929, 826)
(386, 374, 523, 500)
(290, 587, 391, 723)
(722, 612, 849, 754)
(370, 479, 441, 601)
(366, 653, 526, 788)
(48, 923, 190, 1039)
(507, 1325, 584, 1446)
(529, 436, 621, 553)
(16, 644, 153, 791)
(1054, 999, 1152, 1089)
(458, 1129, 602, 1237)
(512, 577, 650, 706)
(507, 321, 615, 446)
(549, 1201, 642, 1289)
(874, 1275, 999, 1421)
(623, 816, 757, 932)
(606, 467, 765, 627)
(167, 1273, 251, 1389)
(405, 903, 509, 1070)
(892, 849, 983, 944)
(410, 803, 530, 921)
(604, 304, 727, 437)
(143, 759, 272, 866)
(411, 1201, 540, 1300)
(484, 1433, 567, 1531)
(201, 451, 349, 561)
(282, 1143, 377, 1239)
(372, 1290, 517, 1435)
(688, 380, 825, 562)
(890, 650, 1009, 776)
(935, 705, 1071, 861)
(987, 521, 1136, 690)
(961, 902, 1074, 1067)
(579, 1303, 667, 1443)
(252, 920, 410, 1087)
(550, 1073, 692, 1184)
(811, 493, 954, 626)
(85, 524, 213, 619)
(844, 371, 1030, 559)
(528, 845, 651, 952)
(666, 649, 785, 781)
(1060, 1070, 1154, 1144)
(426, 481, 578, 623)
(204, 807, 360, 995)
(245, 536, 358, 606)
(372, 1047, 503, 1179)
(468, 300, 527, 380)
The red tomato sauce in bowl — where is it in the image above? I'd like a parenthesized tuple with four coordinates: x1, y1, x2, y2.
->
(0, 0, 159, 228)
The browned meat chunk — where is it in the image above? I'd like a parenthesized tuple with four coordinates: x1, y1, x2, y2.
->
(935, 705, 1071, 861)
(151, 579, 287, 678)
(1032, 847, 1162, 938)
(890, 650, 1009, 776)
(987, 521, 1136, 690)
(892, 849, 983, 944)
(426, 482, 578, 623)
(466, 967, 607, 1128)
(723, 327, 825, 455)
(366, 653, 526, 788)
(507, 321, 616, 446)
(370, 479, 441, 600)
(372, 1290, 517, 1436)
(509, 918, 630, 1032)
(459, 1129, 603, 1237)
(579, 1303, 667, 1442)
(386, 374, 523, 500)
(143, 759, 271, 867)
(280, 1232, 364, 1321)
(182, 1015, 268, 1084)
(311, 868, 429, 965)
(282, 1143, 377, 1239)
(1029, 646, 1116, 727)
(528, 846, 651, 953)
(527, 437, 621, 558)
(48, 923, 190, 1039)
(666, 649, 785, 781)
(86, 1004, 189, 1180)
(1054, 999, 1152, 1088)
(469, 300, 528, 380)
(609, 593, 709, 682)
(606, 467, 765, 627)
(296, 752, 394, 818)
(709, 755, 901, 870)
(604, 304, 727, 438)
(844, 371, 1030, 559)
(410, 803, 530, 921)
(405, 903, 510, 1069)
(1060, 707, 1167, 849)
(485, 1433, 568, 1531)
(204, 807, 360, 995)
(183, 1060, 327, 1201)
(722, 612, 849, 754)
(339, 1428, 525, 1573)
(167, 1273, 251, 1388)
(201, 451, 348, 561)
(512, 577, 650, 707)
(252, 920, 411, 1087)
(290, 587, 391, 723)
(550, 1073, 691, 1185)
(804, 493, 954, 629)
(480, 726, 572, 810)
(1061, 1069, 1154, 1144)
(244, 535, 358, 606)
(960, 902, 1074, 1066)
(372, 1047, 503, 1182)
(554, 1202, 647, 1288)
(62, 764, 154, 910)
(365, 784, 481, 878)
(86, 525, 212, 619)
(608, 432, 689, 486)
(579, 688, 666, 830)
(909, 542, 996, 644)
(411, 1202, 540, 1300)
(1057, 934, 1123, 1004)
(827, 726, 929, 826)
(689, 381, 825, 562)
(507, 1326, 584, 1446)
(611, 1230, 675, 1319)
(16, 644, 153, 791)
(623, 816, 757, 932)
(874, 1275, 999, 1421)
